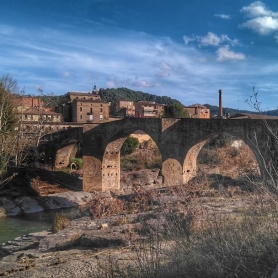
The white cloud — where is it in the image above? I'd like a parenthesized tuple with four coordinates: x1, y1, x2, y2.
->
(184, 32, 239, 47)
(200, 32, 221, 46)
(216, 46, 246, 62)
(241, 1, 278, 18)
(183, 35, 195, 45)
(240, 16, 278, 35)
(240, 2, 278, 35)
(214, 14, 231, 19)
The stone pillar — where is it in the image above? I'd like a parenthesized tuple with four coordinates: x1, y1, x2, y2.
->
(83, 156, 103, 192)
(162, 158, 183, 186)
(102, 150, 121, 191)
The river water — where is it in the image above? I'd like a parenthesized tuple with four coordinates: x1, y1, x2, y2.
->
(0, 208, 79, 245)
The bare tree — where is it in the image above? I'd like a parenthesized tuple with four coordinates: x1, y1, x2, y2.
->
(0, 74, 19, 183)
(246, 88, 278, 194)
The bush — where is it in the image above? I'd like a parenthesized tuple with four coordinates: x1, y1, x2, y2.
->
(52, 212, 70, 233)
(121, 136, 140, 156)
(209, 133, 234, 148)
(198, 149, 221, 165)
(69, 157, 83, 169)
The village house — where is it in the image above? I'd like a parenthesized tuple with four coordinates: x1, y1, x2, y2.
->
(115, 99, 135, 117)
(135, 101, 164, 118)
(184, 104, 210, 119)
(15, 96, 63, 122)
(56, 86, 110, 123)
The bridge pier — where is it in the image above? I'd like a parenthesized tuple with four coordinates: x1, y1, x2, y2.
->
(83, 156, 103, 191)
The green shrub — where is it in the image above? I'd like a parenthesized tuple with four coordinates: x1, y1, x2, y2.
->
(121, 136, 140, 156)
(69, 157, 83, 169)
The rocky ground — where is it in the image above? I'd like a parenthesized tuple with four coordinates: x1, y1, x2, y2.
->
(0, 166, 267, 277)
(0, 138, 271, 277)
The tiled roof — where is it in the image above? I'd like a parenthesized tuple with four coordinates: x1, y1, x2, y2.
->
(21, 107, 61, 115)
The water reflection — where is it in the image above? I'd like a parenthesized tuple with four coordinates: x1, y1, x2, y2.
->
(0, 208, 79, 245)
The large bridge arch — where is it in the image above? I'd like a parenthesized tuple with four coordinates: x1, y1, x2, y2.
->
(182, 130, 263, 185)
(82, 119, 162, 192)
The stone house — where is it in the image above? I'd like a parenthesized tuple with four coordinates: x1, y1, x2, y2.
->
(116, 99, 135, 117)
(14, 96, 63, 124)
(135, 101, 165, 118)
(184, 104, 210, 119)
(56, 88, 109, 123)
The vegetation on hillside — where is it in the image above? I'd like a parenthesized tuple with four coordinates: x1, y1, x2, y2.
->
(99, 87, 182, 115)
(203, 103, 256, 117)
(164, 103, 189, 118)
(99, 87, 181, 105)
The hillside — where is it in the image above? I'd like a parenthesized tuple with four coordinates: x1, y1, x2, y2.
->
(203, 103, 256, 117)
(99, 87, 182, 105)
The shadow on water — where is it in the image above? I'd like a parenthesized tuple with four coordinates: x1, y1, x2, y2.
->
(1, 166, 82, 199)
(0, 207, 80, 245)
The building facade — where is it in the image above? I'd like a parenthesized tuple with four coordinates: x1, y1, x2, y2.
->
(71, 99, 109, 123)
(116, 99, 135, 117)
(135, 101, 164, 118)
(56, 88, 109, 123)
(184, 104, 210, 119)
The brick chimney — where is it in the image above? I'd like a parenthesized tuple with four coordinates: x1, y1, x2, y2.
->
(219, 89, 223, 118)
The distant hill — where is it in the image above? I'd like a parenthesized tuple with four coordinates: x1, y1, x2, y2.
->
(265, 109, 278, 116)
(203, 104, 256, 117)
(99, 87, 182, 114)
(99, 87, 182, 105)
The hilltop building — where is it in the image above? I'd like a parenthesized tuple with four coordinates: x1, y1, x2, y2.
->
(184, 104, 210, 119)
(56, 86, 110, 123)
(135, 101, 164, 118)
(115, 99, 135, 117)
(15, 96, 63, 123)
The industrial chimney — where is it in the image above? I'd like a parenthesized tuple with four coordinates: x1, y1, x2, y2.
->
(218, 89, 223, 118)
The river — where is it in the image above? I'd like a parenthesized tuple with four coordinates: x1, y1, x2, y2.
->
(0, 208, 80, 245)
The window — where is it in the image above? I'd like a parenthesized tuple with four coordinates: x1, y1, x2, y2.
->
(80, 107, 82, 112)
(100, 107, 103, 112)
(100, 115, 103, 120)
(90, 108, 93, 114)
(80, 115, 82, 120)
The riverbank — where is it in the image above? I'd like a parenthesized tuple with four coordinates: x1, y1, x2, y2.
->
(1, 186, 278, 277)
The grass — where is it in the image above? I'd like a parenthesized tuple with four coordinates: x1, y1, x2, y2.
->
(90, 189, 278, 278)
(52, 212, 71, 232)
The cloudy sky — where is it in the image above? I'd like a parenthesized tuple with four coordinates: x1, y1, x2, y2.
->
(1, 0, 278, 110)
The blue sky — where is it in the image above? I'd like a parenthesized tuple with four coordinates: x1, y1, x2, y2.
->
(1, 0, 278, 110)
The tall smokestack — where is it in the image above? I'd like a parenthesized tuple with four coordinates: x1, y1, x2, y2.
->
(219, 89, 223, 118)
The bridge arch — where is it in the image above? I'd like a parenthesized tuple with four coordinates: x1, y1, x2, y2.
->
(83, 119, 162, 191)
(182, 131, 261, 185)
(101, 130, 161, 190)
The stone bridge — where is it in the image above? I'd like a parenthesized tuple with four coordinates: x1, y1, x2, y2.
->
(82, 118, 278, 192)
(39, 127, 83, 168)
